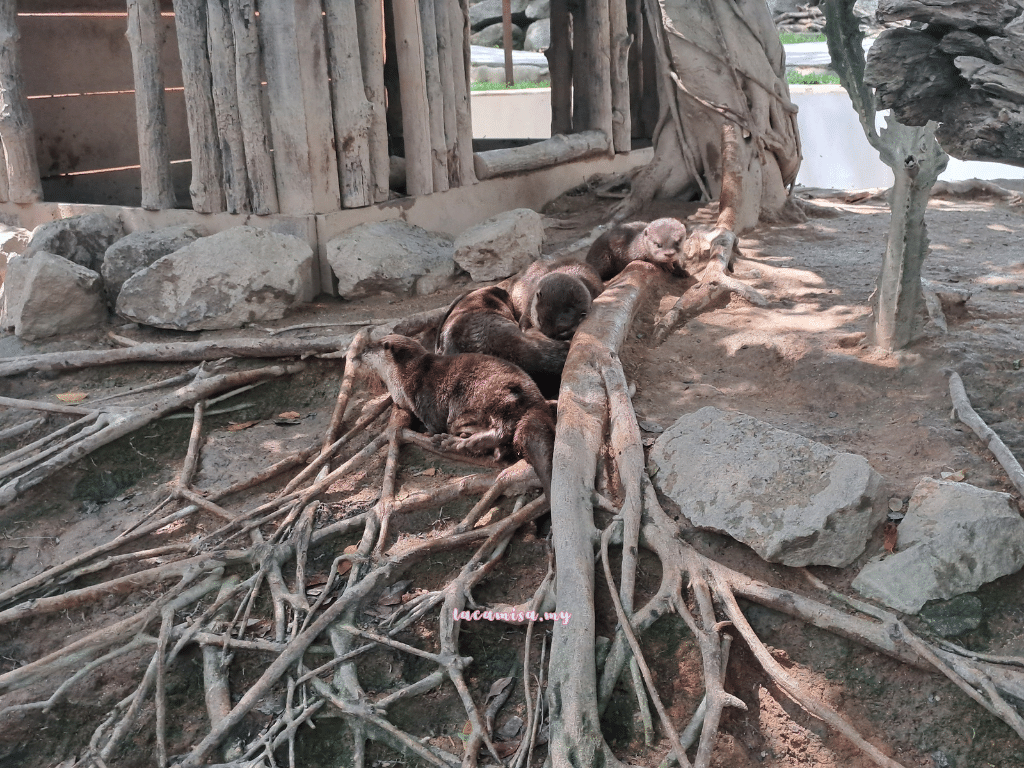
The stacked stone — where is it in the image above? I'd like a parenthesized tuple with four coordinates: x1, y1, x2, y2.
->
(468, 0, 550, 52)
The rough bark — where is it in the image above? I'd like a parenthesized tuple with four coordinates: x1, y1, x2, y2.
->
(419, 0, 450, 192)
(228, 0, 279, 214)
(864, 0, 1024, 165)
(324, 0, 374, 208)
(0, 0, 41, 203)
(622, 0, 800, 229)
(126, 0, 178, 210)
(354, 0, 391, 202)
(172, 0, 226, 212)
(823, 0, 949, 350)
(609, 0, 633, 152)
(206, 0, 250, 213)
(432, 0, 459, 186)
(546, 0, 573, 135)
(448, 0, 477, 186)
(393, 0, 434, 196)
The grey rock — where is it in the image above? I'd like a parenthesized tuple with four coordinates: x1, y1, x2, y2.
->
(525, 0, 550, 20)
(472, 22, 525, 49)
(472, 62, 549, 84)
(26, 213, 124, 273)
(101, 225, 204, 305)
(524, 18, 551, 52)
(852, 478, 1024, 614)
(918, 594, 983, 637)
(469, 0, 529, 30)
(5, 251, 107, 340)
(649, 407, 885, 567)
(116, 226, 315, 331)
(0, 225, 30, 284)
(326, 220, 456, 300)
(453, 208, 545, 282)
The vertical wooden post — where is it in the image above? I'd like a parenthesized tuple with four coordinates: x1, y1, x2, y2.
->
(449, 0, 476, 186)
(228, 0, 278, 214)
(432, 0, 459, 185)
(609, 0, 632, 152)
(587, 0, 614, 141)
(324, 0, 374, 208)
(568, 0, 590, 131)
(355, 0, 390, 202)
(207, 0, 250, 213)
(257, 0, 341, 214)
(637, 0, 659, 138)
(419, 0, 449, 192)
(547, 0, 572, 135)
(126, 0, 177, 210)
(0, 1, 41, 204)
(502, 0, 514, 86)
(392, 0, 433, 196)
(172, 0, 226, 212)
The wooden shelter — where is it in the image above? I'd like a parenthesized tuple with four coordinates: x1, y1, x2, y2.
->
(0, 1, 659, 246)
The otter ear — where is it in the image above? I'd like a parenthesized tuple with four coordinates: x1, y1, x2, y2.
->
(383, 340, 392, 352)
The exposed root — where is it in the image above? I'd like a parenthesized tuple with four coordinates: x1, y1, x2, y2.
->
(948, 371, 1024, 497)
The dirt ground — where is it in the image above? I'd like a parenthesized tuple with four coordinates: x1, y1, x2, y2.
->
(1, 181, 1023, 768)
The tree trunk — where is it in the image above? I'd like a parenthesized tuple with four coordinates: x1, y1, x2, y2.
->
(228, 0, 279, 214)
(623, 0, 801, 230)
(392, 0, 433, 197)
(448, 0, 477, 186)
(206, 0, 250, 214)
(0, 1, 41, 204)
(822, 0, 949, 351)
(609, 0, 632, 152)
(354, 0, 390, 202)
(418, 0, 450, 192)
(323, 0, 374, 208)
(172, 0, 226, 213)
(126, 0, 177, 210)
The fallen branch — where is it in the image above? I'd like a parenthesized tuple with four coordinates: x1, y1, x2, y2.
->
(948, 371, 1024, 497)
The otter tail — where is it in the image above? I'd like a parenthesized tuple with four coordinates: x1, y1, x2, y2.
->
(514, 406, 556, 500)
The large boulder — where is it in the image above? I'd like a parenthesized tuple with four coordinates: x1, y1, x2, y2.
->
(472, 23, 525, 49)
(0, 225, 30, 285)
(3, 251, 106, 340)
(453, 208, 544, 282)
(101, 224, 203, 305)
(26, 213, 125, 273)
(525, 0, 550, 20)
(852, 478, 1024, 614)
(524, 19, 551, 52)
(469, 0, 529, 30)
(116, 226, 316, 331)
(326, 220, 456, 299)
(649, 407, 885, 567)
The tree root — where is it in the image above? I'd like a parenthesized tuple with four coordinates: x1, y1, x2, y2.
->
(948, 371, 1024, 497)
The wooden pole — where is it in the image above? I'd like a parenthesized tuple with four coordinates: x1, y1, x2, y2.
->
(432, 0, 459, 185)
(547, 0, 572, 135)
(609, 0, 632, 152)
(126, 0, 177, 210)
(355, 0, 390, 202)
(392, 0, 433, 196)
(502, 0, 514, 87)
(449, 0, 476, 185)
(569, 0, 590, 131)
(227, 0, 278, 214)
(418, 0, 449, 192)
(324, 0, 374, 208)
(0, 0, 41, 204)
(587, 0, 614, 141)
(172, 0, 226, 213)
(257, 0, 341, 215)
(473, 130, 609, 179)
(207, 0, 250, 213)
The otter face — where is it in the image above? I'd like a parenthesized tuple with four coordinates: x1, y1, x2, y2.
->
(362, 334, 425, 411)
(643, 218, 688, 277)
(531, 273, 592, 340)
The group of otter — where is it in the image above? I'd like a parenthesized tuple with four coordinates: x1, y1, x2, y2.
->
(362, 218, 689, 499)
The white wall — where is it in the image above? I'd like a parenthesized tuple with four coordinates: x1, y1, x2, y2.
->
(470, 88, 553, 140)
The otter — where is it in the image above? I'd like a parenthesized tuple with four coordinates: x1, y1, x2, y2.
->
(362, 334, 555, 497)
(434, 285, 569, 397)
(585, 218, 688, 280)
(508, 258, 604, 340)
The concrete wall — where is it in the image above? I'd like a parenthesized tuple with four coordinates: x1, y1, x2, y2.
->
(470, 89, 553, 140)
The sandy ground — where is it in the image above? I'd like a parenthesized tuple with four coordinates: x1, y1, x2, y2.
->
(1, 182, 1023, 767)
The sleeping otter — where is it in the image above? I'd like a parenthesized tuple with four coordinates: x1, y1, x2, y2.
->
(362, 334, 555, 498)
(434, 285, 568, 397)
(585, 218, 688, 280)
(508, 258, 604, 340)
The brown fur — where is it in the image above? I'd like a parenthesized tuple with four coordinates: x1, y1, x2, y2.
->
(585, 218, 688, 280)
(434, 285, 569, 397)
(509, 258, 604, 340)
(362, 334, 555, 497)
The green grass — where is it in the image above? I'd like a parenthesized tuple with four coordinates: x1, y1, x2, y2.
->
(470, 80, 551, 91)
(787, 71, 841, 85)
(779, 31, 827, 44)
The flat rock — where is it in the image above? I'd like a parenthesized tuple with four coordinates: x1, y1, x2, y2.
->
(649, 406, 885, 567)
(116, 226, 315, 331)
(326, 220, 456, 299)
(918, 594, 984, 637)
(26, 213, 124, 273)
(453, 208, 544, 282)
(101, 224, 203, 305)
(852, 478, 1024, 614)
(4, 251, 106, 340)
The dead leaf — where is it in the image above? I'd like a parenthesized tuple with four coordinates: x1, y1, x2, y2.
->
(883, 522, 898, 554)
(56, 392, 89, 403)
(337, 544, 359, 576)
(226, 420, 260, 431)
(279, 411, 301, 419)
(421, 467, 437, 476)
(940, 469, 966, 482)
(494, 740, 521, 758)
(378, 579, 412, 606)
